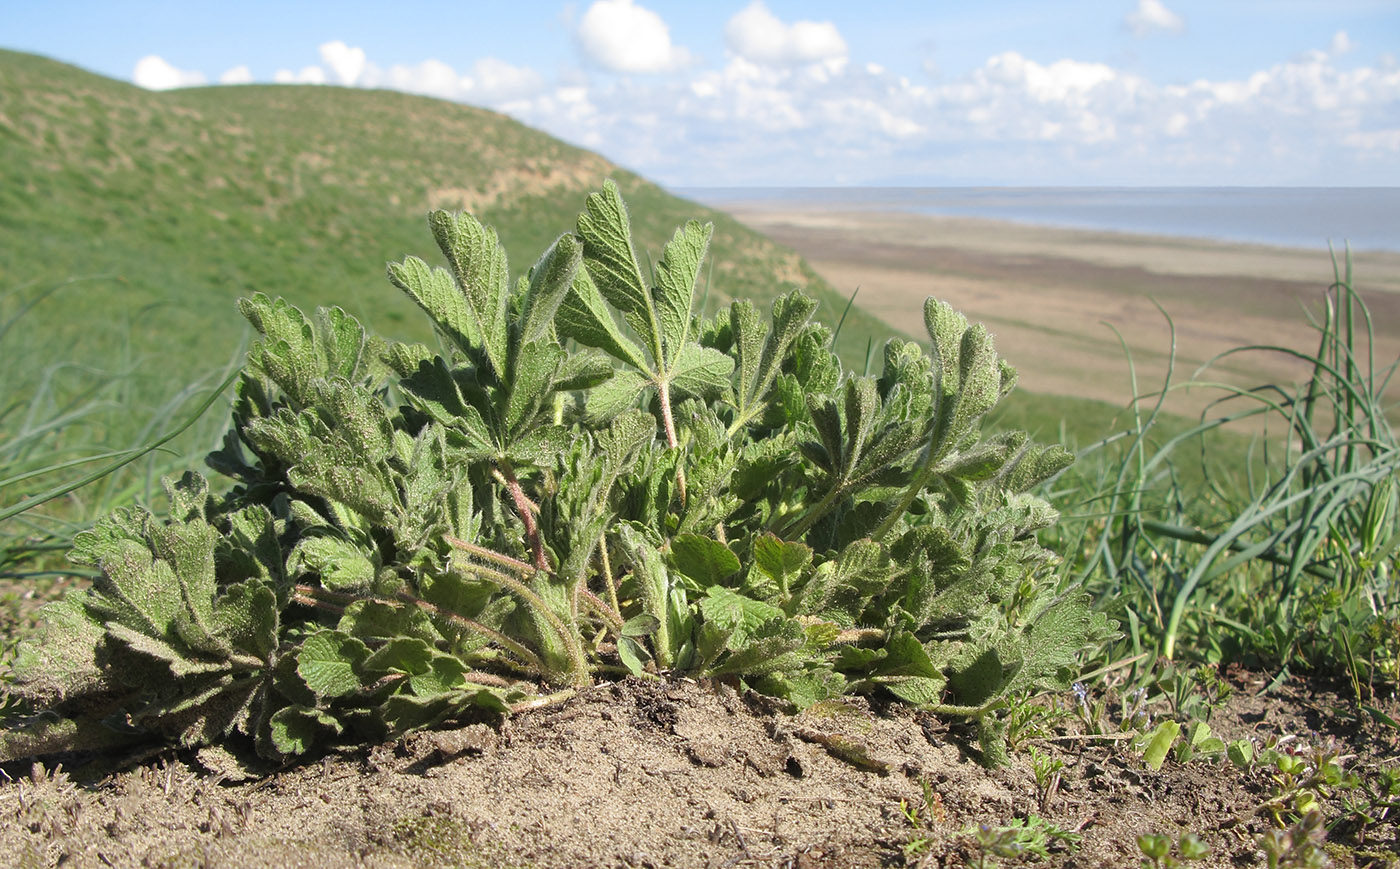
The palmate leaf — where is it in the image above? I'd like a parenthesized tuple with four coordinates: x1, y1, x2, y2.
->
(670, 343, 734, 401)
(297, 630, 370, 699)
(742, 534, 812, 599)
(239, 294, 377, 410)
(429, 210, 511, 377)
(671, 533, 740, 586)
(569, 180, 734, 440)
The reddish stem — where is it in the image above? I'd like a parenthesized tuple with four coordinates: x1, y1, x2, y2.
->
(499, 460, 549, 571)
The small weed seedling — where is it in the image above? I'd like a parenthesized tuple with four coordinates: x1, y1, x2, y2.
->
(1258, 810, 1331, 869)
(899, 775, 945, 860)
(965, 816, 1083, 867)
(1136, 832, 1210, 868)
(1259, 737, 1359, 825)
(1028, 745, 1064, 810)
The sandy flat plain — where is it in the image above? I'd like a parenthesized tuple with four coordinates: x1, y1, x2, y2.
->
(722, 202, 1400, 419)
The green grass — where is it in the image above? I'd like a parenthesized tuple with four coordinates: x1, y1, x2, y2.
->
(1053, 254, 1400, 693)
(0, 49, 893, 387)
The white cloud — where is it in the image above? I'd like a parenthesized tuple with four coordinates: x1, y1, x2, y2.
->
(724, 1, 847, 67)
(1330, 31, 1355, 56)
(467, 58, 546, 101)
(158, 31, 1400, 185)
(274, 66, 328, 85)
(219, 65, 253, 85)
(356, 55, 544, 103)
(575, 0, 694, 73)
(377, 59, 463, 100)
(320, 40, 367, 86)
(1124, 0, 1185, 37)
(132, 55, 206, 90)
(982, 52, 1118, 103)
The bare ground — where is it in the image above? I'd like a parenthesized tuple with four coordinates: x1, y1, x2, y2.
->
(720, 206, 1400, 418)
(2, 671, 1397, 868)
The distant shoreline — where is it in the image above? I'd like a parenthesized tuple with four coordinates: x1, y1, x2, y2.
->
(717, 203, 1400, 412)
(680, 187, 1400, 255)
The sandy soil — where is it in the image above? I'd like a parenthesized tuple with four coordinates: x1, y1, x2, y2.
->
(719, 204, 1400, 417)
(2, 673, 1396, 868)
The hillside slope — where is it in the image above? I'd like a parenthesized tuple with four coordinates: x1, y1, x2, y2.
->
(0, 49, 896, 387)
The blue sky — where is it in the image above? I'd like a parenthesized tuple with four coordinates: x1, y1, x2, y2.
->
(6, 1, 1399, 186)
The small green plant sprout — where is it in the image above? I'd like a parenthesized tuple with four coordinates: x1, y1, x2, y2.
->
(1228, 736, 1257, 770)
(1258, 810, 1331, 869)
(1027, 745, 1064, 810)
(0, 183, 1113, 766)
(1120, 685, 1151, 731)
(1172, 720, 1226, 764)
(1337, 760, 1399, 848)
(1134, 719, 1182, 772)
(1136, 832, 1211, 868)
(1003, 691, 1069, 751)
(899, 775, 944, 860)
(965, 816, 1082, 867)
(1259, 736, 1360, 826)
(1156, 662, 1232, 722)
(1071, 680, 1110, 735)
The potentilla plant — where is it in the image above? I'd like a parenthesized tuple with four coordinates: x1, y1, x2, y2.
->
(0, 182, 1113, 766)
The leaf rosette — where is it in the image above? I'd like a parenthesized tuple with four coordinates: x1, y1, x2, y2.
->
(1, 181, 1114, 766)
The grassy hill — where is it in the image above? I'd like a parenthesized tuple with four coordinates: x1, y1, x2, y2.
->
(0, 49, 897, 396)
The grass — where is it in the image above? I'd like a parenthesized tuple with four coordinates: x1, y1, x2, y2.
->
(1052, 250, 1400, 694)
(0, 49, 893, 388)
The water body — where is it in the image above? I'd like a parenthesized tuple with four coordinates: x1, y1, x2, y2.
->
(677, 187, 1400, 253)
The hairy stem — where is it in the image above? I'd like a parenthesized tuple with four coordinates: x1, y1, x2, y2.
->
(778, 478, 847, 540)
(456, 561, 590, 688)
(579, 587, 624, 632)
(598, 535, 621, 616)
(393, 590, 545, 674)
(871, 444, 939, 542)
(510, 688, 577, 714)
(446, 535, 535, 575)
(498, 459, 549, 571)
(657, 378, 688, 504)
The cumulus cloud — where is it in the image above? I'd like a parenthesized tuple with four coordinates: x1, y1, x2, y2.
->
(1124, 0, 1185, 36)
(724, 1, 847, 67)
(219, 65, 253, 85)
(505, 29, 1400, 185)
(136, 29, 1400, 185)
(274, 65, 328, 85)
(575, 0, 694, 73)
(356, 55, 544, 103)
(320, 40, 367, 85)
(1330, 31, 1354, 56)
(132, 55, 206, 90)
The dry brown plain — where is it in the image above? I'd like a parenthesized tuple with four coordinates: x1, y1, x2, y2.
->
(720, 203, 1400, 419)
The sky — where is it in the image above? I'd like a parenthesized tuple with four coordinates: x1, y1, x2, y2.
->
(5, 1, 1400, 187)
